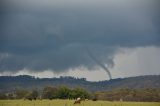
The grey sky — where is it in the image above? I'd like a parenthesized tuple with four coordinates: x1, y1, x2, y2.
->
(0, 0, 160, 81)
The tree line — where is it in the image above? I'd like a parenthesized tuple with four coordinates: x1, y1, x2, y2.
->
(0, 86, 90, 100)
(0, 87, 160, 102)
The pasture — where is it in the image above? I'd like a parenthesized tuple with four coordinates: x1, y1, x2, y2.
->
(0, 100, 160, 106)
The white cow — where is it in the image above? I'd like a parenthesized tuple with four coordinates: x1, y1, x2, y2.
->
(74, 97, 81, 104)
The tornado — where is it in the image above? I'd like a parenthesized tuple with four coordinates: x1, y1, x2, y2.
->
(86, 47, 112, 80)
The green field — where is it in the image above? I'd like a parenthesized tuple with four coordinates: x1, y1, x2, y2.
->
(0, 100, 159, 106)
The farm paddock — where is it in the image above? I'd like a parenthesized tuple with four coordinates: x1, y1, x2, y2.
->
(0, 100, 160, 106)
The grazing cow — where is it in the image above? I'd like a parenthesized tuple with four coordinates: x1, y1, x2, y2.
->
(74, 97, 81, 104)
(92, 98, 97, 101)
(85, 99, 89, 101)
(28, 98, 32, 101)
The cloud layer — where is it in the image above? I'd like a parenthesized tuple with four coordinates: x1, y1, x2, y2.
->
(0, 0, 160, 76)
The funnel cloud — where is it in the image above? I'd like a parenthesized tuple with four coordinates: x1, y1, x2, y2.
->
(86, 46, 112, 80)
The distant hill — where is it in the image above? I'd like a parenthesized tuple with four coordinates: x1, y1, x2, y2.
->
(0, 75, 160, 92)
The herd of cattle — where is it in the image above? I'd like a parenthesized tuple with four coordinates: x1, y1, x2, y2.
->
(25, 97, 92, 105)
(74, 98, 89, 104)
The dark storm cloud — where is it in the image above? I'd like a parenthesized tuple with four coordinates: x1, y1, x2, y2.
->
(0, 0, 160, 73)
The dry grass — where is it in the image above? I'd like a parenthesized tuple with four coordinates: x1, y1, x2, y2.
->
(0, 100, 160, 106)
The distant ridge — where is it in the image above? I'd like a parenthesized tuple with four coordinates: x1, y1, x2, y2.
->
(0, 75, 160, 92)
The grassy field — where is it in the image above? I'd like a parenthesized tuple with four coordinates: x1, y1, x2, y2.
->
(0, 100, 159, 106)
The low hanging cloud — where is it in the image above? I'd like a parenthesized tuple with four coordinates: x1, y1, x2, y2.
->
(0, 0, 160, 75)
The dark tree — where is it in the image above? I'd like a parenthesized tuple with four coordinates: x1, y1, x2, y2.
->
(42, 86, 58, 100)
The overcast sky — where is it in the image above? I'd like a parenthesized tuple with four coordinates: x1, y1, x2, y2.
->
(0, 0, 160, 81)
